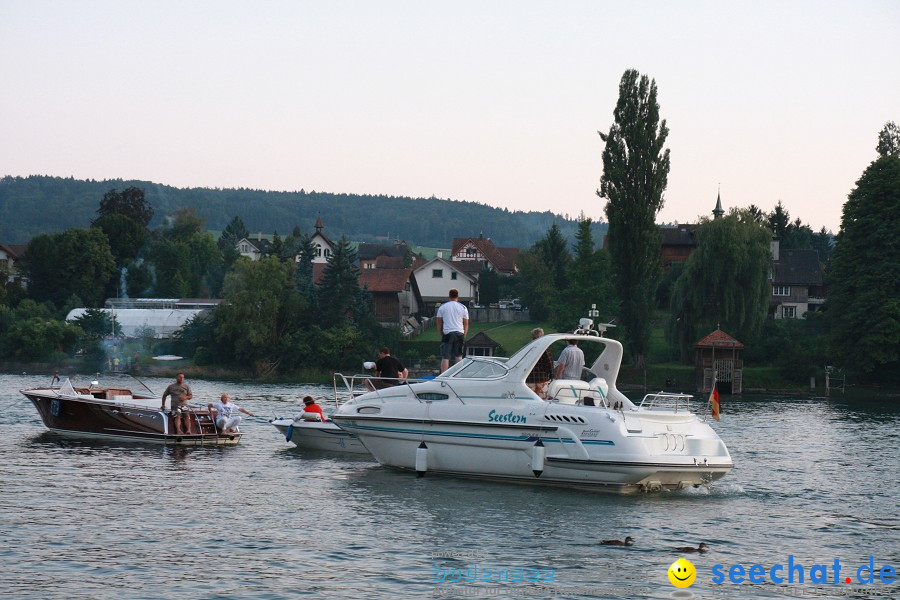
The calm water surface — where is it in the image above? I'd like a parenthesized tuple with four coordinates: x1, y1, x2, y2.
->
(1, 373, 897, 599)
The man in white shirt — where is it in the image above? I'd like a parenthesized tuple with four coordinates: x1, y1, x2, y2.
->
(436, 288, 469, 373)
(556, 339, 585, 380)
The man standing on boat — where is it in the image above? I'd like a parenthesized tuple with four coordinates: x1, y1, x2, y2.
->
(556, 339, 585, 380)
(436, 288, 469, 373)
(161, 372, 194, 435)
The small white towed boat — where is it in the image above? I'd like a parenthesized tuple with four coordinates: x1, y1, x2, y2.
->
(271, 416, 368, 454)
(270, 374, 376, 454)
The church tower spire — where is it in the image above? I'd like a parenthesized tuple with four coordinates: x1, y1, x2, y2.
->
(713, 187, 724, 219)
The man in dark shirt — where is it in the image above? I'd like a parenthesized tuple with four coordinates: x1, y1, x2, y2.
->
(372, 347, 408, 390)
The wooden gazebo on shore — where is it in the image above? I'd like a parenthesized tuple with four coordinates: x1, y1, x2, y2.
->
(695, 329, 744, 394)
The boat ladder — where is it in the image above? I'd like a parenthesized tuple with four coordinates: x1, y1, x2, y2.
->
(195, 411, 219, 444)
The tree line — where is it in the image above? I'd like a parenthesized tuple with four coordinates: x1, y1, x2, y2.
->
(0, 189, 395, 376)
(0, 175, 607, 249)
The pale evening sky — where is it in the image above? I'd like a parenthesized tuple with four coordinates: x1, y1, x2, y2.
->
(2, 1, 898, 233)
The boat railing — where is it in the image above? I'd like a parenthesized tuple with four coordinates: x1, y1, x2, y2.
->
(638, 392, 694, 413)
(332, 373, 434, 405)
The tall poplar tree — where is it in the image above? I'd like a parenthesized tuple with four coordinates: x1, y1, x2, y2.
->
(598, 69, 670, 367)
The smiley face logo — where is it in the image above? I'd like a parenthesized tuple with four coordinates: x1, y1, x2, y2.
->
(668, 558, 696, 588)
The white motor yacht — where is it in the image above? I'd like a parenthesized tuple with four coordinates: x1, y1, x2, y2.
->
(332, 320, 733, 493)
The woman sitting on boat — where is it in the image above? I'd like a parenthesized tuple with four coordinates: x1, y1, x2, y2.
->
(208, 393, 255, 434)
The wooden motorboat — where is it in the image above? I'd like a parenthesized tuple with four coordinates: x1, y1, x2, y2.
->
(21, 378, 242, 445)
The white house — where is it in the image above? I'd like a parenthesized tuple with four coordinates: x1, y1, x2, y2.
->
(235, 216, 335, 263)
(413, 257, 478, 310)
(309, 216, 334, 264)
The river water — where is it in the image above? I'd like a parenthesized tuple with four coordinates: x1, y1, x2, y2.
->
(0, 372, 897, 599)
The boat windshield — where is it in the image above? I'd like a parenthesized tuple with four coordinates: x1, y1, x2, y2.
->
(447, 358, 509, 379)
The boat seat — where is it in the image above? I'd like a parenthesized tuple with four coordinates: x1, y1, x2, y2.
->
(581, 377, 610, 407)
(547, 379, 590, 405)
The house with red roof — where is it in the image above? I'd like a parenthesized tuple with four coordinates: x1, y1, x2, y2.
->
(450, 234, 519, 275)
(358, 268, 423, 325)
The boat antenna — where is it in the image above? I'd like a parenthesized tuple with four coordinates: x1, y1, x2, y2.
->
(127, 372, 158, 396)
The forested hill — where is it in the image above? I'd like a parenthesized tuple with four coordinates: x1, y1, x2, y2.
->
(0, 175, 607, 248)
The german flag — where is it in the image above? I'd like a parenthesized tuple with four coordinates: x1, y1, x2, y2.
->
(709, 384, 721, 421)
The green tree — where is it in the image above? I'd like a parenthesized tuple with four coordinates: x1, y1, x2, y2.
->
(281, 225, 304, 263)
(599, 69, 670, 367)
(478, 263, 500, 304)
(0, 317, 83, 361)
(669, 210, 773, 362)
(827, 147, 900, 382)
(71, 308, 120, 338)
(92, 213, 148, 264)
(98, 187, 154, 227)
(319, 236, 360, 322)
(272, 231, 284, 261)
(516, 247, 555, 322)
(567, 216, 614, 321)
(165, 207, 205, 243)
(535, 223, 570, 290)
(216, 257, 295, 367)
(22, 228, 117, 308)
(767, 201, 791, 242)
(219, 215, 250, 251)
(811, 227, 834, 264)
(186, 232, 225, 296)
(876, 120, 900, 158)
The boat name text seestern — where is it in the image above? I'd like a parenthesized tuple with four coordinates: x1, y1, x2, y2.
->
(488, 410, 527, 424)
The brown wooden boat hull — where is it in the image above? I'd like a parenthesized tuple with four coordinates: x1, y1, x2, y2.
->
(22, 391, 242, 446)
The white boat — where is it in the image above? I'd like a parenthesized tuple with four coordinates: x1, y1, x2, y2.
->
(270, 375, 373, 454)
(271, 416, 368, 454)
(332, 319, 733, 493)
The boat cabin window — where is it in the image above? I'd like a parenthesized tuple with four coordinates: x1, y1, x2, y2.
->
(416, 392, 450, 401)
(452, 360, 508, 379)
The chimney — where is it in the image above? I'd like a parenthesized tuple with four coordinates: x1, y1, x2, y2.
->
(771, 238, 780, 261)
(257, 232, 262, 242)
(437, 250, 443, 259)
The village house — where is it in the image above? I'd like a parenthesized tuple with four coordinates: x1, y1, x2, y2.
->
(450, 234, 519, 275)
(358, 240, 411, 270)
(413, 257, 479, 313)
(769, 239, 826, 319)
(358, 268, 423, 325)
(235, 216, 335, 263)
(235, 235, 273, 261)
(0, 243, 27, 285)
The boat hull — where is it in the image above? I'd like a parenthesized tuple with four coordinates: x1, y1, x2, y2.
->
(333, 412, 732, 493)
(22, 390, 242, 446)
(271, 418, 369, 454)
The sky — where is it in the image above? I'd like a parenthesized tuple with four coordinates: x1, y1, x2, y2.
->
(2, 1, 898, 233)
